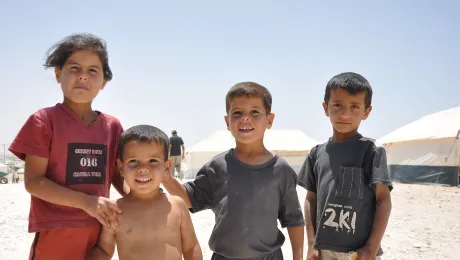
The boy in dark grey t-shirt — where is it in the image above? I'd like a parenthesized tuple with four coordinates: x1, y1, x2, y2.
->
(298, 72, 393, 260)
(163, 82, 305, 260)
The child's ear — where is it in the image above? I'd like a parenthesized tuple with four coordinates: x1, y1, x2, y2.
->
(100, 79, 108, 90)
(117, 159, 124, 177)
(224, 115, 230, 130)
(266, 113, 275, 129)
(362, 105, 373, 120)
(164, 158, 172, 175)
(55, 67, 61, 83)
(322, 102, 329, 117)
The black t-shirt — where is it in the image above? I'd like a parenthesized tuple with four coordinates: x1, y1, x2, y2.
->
(184, 149, 305, 258)
(298, 134, 393, 255)
(169, 135, 184, 156)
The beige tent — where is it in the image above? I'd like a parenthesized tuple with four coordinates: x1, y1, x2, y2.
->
(184, 129, 318, 179)
(378, 106, 460, 186)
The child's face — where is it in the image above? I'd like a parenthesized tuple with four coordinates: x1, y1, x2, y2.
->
(224, 96, 274, 145)
(323, 88, 372, 134)
(118, 140, 171, 197)
(55, 49, 107, 104)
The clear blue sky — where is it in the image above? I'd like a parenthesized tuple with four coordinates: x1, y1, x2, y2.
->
(1, 1, 459, 149)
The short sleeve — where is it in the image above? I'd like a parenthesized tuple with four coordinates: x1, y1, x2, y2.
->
(114, 123, 124, 162)
(297, 145, 318, 192)
(183, 164, 217, 213)
(180, 137, 184, 145)
(8, 113, 51, 160)
(278, 165, 305, 228)
(371, 146, 393, 191)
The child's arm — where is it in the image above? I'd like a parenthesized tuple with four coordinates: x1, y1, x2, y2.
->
(162, 175, 192, 208)
(177, 198, 203, 260)
(304, 191, 319, 260)
(298, 147, 320, 260)
(163, 164, 216, 212)
(357, 184, 391, 259)
(111, 167, 129, 197)
(357, 146, 393, 259)
(86, 225, 116, 260)
(279, 167, 306, 260)
(24, 155, 122, 227)
(287, 226, 304, 260)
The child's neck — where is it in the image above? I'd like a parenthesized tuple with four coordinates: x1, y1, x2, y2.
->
(128, 188, 163, 201)
(62, 98, 96, 124)
(234, 141, 273, 165)
(331, 129, 360, 142)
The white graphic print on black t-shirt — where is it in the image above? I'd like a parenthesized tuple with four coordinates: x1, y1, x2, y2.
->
(321, 166, 363, 234)
(297, 134, 393, 254)
(66, 143, 107, 185)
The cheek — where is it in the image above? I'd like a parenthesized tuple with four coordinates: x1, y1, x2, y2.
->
(59, 74, 73, 88)
(90, 75, 105, 88)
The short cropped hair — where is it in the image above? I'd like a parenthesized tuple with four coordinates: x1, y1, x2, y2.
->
(118, 125, 169, 161)
(225, 82, 272, 114)
(324, 72, 373, 108)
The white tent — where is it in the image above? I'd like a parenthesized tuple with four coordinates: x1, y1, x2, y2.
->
(184, 129, 318, 178)
(0, 163, 8, 173)
(378, 106, 460, 186)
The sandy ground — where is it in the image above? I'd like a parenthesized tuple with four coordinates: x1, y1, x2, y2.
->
(0, 181, 459, 260)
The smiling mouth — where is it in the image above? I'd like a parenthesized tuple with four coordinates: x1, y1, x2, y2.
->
(239, 126, 254, 133)
(135, 177, 152, 183)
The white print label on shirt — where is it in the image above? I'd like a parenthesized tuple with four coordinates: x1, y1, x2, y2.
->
(322, 203, 356, 234)
(66, 143, 108, 185)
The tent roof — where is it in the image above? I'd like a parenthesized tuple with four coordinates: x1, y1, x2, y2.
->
(188, 129, 318, 153)
(0, 163, 8, 172)
(378, 106, 460, 144)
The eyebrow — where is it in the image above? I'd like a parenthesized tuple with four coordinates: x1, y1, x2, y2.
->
(66, 61, 101, 69)
(331, 99, 364, 103)
(231, 105, 263, 110)
(125, 155, 164, 160)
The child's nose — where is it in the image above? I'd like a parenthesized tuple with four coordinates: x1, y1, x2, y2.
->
(240, 115, 251, 121)
(137, 165, 150, 172)
(78, 72, 88, 81)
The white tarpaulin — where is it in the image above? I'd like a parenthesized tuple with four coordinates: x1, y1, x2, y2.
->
(379, 106, 460, 144)
(378, 106, 460, 186)
(184, 129, 318, 178)
(0, 163, 8, 173)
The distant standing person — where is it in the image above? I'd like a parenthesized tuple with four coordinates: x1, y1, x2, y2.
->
(169, 130, 185, 179)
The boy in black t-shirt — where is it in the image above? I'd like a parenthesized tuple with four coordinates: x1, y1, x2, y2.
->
(298, 72, 393, 260)
(163, 82, 305, 259)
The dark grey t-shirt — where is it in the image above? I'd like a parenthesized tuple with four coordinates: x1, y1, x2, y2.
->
(169, 135, 184, 156)
(184, 149, 305, 258)
(298, 134, 392, 255)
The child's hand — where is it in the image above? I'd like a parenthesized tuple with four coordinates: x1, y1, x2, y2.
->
(84, 196, 122, 227)
(356, 246, 377, 260)
(306, 248, 320, 260)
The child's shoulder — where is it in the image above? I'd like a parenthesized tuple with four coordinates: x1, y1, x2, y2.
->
(29, 103, 62, 120)
(357, 135, 386, 155)
(99, 111, 122, 124)
(166, 194, 188, 208)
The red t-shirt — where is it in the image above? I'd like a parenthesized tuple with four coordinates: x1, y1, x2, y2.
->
(9, 103, 124, 232)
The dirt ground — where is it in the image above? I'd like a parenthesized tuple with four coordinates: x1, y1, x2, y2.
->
(0, 182, 458, 260)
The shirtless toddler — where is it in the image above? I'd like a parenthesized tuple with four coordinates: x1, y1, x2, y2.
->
(87, 125, 202, 260)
